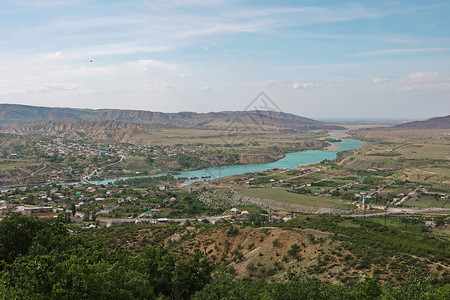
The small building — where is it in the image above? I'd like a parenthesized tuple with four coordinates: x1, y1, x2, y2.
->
(230, 207, 240, 215)
(16, 205, 53, 215)
(356, 196, 372, 210)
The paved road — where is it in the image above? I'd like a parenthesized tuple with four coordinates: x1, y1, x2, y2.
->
(30, 163, 47, 176)
(84, 156, 124, 180)
(347, 207, 450, 217)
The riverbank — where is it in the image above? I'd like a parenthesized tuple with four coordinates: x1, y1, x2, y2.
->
(1, 131, 364, 190)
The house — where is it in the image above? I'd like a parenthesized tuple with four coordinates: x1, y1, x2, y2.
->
(230, 207, 240, 215)
(0, 204, 15, 214)
(269, 215, 280, 223)
(98, 205, 119, 214)
(16, 205, 53, 215)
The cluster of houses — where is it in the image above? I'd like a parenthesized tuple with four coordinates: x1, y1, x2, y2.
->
(0, 183, 185, 223)
(35, 138, 130, 158)
(0, 200, 59, 218)
(229, 207, 294, 223)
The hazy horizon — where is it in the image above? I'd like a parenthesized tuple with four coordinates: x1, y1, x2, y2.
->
(1, 1, 449, 119)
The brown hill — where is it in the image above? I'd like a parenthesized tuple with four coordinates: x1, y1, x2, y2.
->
(0, 120, 174, 143)
(0, 104, 342, 130)
(393, 115, 450, 129)
(97, 222, 447, 285)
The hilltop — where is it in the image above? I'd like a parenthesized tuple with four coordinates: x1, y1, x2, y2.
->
(393, 115, 450, 129)
(0, 104, 342, 131)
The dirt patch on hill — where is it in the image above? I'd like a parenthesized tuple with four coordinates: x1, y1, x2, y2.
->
(171, 226, 381, 284)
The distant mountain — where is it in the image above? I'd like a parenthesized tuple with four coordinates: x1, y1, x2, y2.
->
(0, 104, 342, 130)
(0, 120, 171, 134)
(393, 115, 450, 129)
(0, 120, 177, 144)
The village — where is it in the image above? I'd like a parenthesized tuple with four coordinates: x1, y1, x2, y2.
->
(1, 159, 448, 231)
(1, 133, 226, 187)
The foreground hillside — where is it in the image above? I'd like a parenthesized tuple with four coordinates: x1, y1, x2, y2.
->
(0, 215, 448, 299)
(87, 215, 449, 286)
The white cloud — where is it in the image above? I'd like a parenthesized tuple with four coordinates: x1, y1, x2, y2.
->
(9, 0, 88, 7)
(405, 72, 449, 85)
(372, 78, 389, 84)
(83, 45, 172, 57)
(395, 87, 412, 93)
(396, 72, 450, 92)
(40, 44, 172, 62)
(126, 60, 178, 73)
(154, 0, 226, 7)
(199, 86, 211, 91)
(358, 47, 450, 56)
(0, 83, 82, 95)
(408, 72, 440, 79)
(293, 82, 321, 89)
(40, 52, 64, 60)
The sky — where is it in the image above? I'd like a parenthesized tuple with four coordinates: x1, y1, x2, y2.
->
(0, 0, 449, 120)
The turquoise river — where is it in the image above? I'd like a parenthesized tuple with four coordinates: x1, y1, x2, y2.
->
(90, 135, 364, 186)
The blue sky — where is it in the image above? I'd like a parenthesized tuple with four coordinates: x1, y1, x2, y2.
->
(0, 0, 449, 120)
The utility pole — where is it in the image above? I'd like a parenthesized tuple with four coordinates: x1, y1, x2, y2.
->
(363, 195, 366, 220)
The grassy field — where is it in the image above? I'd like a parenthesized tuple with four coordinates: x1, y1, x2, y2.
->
(393, 144, 449, 160)
(350, 128, 450, 144)
(340, 129, 449, 178)
(402, 196, 447, 208)
(0, 164, 16, 170)
(130, 128, 323, 148)
(0, 160, 39, 170)
(399, 166, 450, 184)
(241, 187, 353, 210)
(120, 157, 152, 172)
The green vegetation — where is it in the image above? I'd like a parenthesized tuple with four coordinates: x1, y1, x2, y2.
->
(242, 188, 352, 210)
(115, 174, 176, 188)
(1, 215, 449, 299)
(279, 215, 449, 266)
(0, 215, 212, 299)
(193, 271, 450, 300)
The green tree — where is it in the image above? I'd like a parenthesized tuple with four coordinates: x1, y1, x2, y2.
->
(171, 250, 213, 299)
(71, 203, 76, 216)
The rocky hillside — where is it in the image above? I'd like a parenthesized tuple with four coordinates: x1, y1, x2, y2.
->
(0, 120, 171, 134)
(393, 115, 450, 129)
(95, 217, 448, 285)
(0, 120, 174, 143)
(0, 104, 342, 130)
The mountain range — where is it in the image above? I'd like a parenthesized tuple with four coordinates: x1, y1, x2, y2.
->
(393, 115, 450, 129)
(0, 104, 342, 131)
